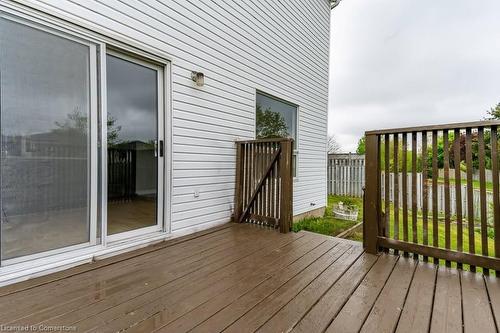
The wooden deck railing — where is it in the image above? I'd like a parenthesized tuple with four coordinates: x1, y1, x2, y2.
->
(364, 120, 500, 274)
(234, 138, 293, 233)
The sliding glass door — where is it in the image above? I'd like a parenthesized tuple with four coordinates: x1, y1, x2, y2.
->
(105, 52, 164, 239)
(0, 11, 167, 267)
(0, 16, 99, 261)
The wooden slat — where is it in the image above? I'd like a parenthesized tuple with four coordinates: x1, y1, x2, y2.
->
(411, 132, 418, 260)
(422, 131, 429, 262)
(402, 133, 409, 256)
(454, 128, 463, 269)
(465, 128, 476, 271)
(395, 262, 437, 333)
(393, 135, 400, 250)
(364, 134, 380, 253)
(443, 130, 452, 267)
(430, 267, 462, 333)
(491, 126, 500, 275)
(384, 134, 390, 239)
(360, 257, 417, 333)
(378, 237, 500, 271)
(461, 271, 496, 333)
(478, 128, 489, 275)
(484, 275, 500, 331)
(234, 143, 243, 222)
(432, 130, 439, 264)
(382, 134, 391, 237)
(291, 253, 379, 333)
(279, 139, 293, 233)
(325, 255, 398, 333)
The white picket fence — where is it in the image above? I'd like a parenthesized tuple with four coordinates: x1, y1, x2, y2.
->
(327, 153, 495, 221)
(381, 173, 494, 221)
(327, 154, 365, 197)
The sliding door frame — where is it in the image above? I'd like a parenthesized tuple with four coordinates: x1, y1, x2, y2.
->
(103, 49, 167, 244)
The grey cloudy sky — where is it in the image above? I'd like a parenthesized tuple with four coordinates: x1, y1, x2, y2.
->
(329, 0, 500, 152)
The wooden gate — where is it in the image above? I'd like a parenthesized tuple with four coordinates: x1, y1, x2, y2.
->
(234, 138, 293, 233)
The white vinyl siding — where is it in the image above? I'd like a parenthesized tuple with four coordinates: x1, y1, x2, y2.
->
(11, 0, 330, 232)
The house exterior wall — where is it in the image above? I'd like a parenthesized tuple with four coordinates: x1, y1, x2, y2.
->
(11, 0, 331, 232)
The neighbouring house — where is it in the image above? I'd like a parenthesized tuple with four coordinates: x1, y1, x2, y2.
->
(0, 0, 331, 285)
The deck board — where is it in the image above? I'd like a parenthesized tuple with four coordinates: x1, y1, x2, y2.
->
(359, 257, 417, 333)
(430, 267, 463, 333)
(0, 223, 498, 333)
(395, 262, 437, 333)
(461, 271, 496, 333)
(325, 254, 398, 333)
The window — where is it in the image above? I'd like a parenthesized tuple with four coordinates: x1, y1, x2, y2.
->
(256, 92, 298, 176)
(256, 92, 297, 141)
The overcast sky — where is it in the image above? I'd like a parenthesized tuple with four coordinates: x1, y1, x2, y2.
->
(329, 0, 500, 152)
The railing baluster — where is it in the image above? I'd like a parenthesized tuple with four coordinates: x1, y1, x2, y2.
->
(234, 142, 243, 222)
(422, 131, 429, 262)
(465, 128, 476, 272)
(432, 130, 439, 264)
(402, 133, 409, 257)
(412, 132, 418, 260)
(478, 128, 489, 275)
(443, 130, 452, 267)
(384, 134, 390, 243)
(491, 126, 500, 276)
(364, 134, 380, 254)
(454, 129, 463, 270)
(393, 134, 400, 255)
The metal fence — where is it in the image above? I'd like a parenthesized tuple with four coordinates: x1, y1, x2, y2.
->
(327, 153, 365, 197)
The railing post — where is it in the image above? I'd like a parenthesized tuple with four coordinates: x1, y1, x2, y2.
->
(279, 139, 293, 233)
(364, 133, 380, 254)
(234, 142, 243, 223)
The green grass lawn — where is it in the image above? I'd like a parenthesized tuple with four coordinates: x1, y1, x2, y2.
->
(294, 194, 496, 273)
(292, 195, 363, 237)
(437, 177, 494, 191)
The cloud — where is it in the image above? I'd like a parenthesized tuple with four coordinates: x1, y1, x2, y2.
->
(329, 0, 500, 152)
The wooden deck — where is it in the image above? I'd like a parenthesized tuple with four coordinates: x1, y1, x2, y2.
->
(0, 223, 499, 333)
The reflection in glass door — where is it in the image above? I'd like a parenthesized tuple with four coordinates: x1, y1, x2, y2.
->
(0, 17, 98, 261)
(106, 53, 163, 237)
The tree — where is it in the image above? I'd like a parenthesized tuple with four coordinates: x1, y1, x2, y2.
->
(356, 136, 365, 154)
(486, 101, 500, 120)
(327, 135, 342, 154)
(54, 108, 121, 145)
(255, 103, 289, 139)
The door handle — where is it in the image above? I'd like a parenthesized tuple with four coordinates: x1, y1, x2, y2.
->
(159, 140, 164, 157)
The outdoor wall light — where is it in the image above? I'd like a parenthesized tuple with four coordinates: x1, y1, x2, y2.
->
(191, 71, 205, 86)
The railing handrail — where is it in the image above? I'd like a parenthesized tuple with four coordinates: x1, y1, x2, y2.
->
(365, 120, 500, 136)
(235, 137, 293, 144)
